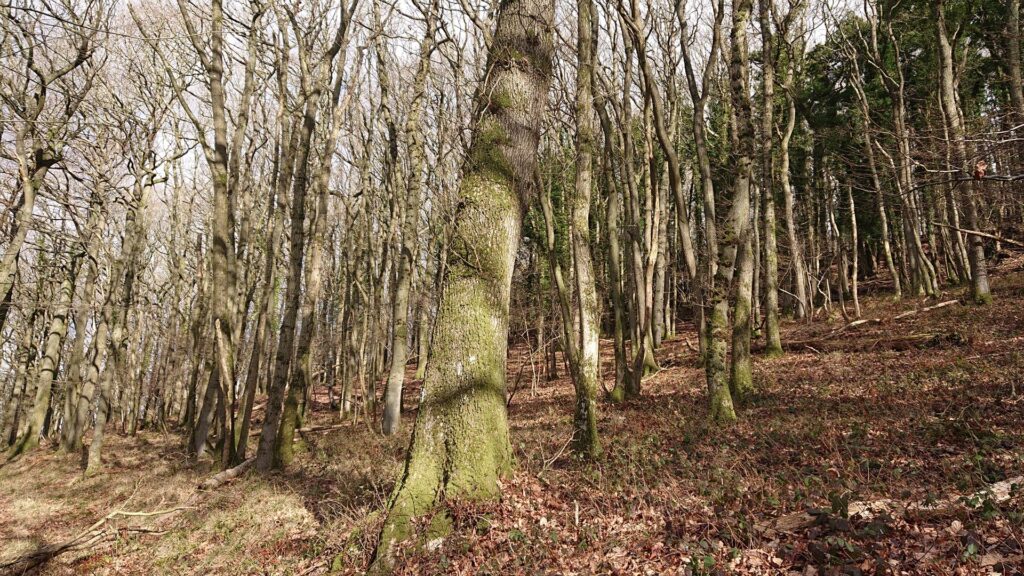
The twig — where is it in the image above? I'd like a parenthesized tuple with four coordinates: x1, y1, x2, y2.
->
(538, 434, 574, 479)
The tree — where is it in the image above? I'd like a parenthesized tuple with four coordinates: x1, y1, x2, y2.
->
(372, 0, 556, 565)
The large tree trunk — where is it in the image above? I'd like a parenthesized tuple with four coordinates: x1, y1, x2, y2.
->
(371, 0, 555, 567)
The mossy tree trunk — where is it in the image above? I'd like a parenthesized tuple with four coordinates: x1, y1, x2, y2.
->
(758, 0, 782, 356)
(707, 0, 756, 424)
(372, 0, 555, 566)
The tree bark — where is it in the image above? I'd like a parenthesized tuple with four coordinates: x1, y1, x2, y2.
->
(383, 5, 435, 436)
(11, 256, 78, 456)
(758, 0, 782, 355)
(936, 0, 990, 303)
(372, 0, 555, 566)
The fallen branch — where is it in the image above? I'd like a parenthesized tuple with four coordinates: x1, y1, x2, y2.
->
(0, 506, 191, 572)
(758, 475, 1023, 536)
(296, 422, 348, 430)
(538, 434, 574, 480)
(893, 299, 959, 320)
(198, 457, 255, 490)
(786, 300, 961, 351)
(932, 222, 1024, 248)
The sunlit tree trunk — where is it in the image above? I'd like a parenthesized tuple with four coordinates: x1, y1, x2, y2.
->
(383, 4, 435, 436)
(372, 0, 555, 566)
(936, 0, 990, 304)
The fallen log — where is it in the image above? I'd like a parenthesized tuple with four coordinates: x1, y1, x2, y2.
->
(296, 423, 348, 434)
(198, 457, 255, 490)
(784, 300, 962, 351)
(758, 475, 1023, 536)
(893, 299, 958, 320)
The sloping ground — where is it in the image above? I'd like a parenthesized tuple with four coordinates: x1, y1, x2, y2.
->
(2, 257, 1023, 575)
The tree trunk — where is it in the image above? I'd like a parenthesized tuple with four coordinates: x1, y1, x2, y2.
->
(11, 257, 78, 456)
(383, 7, 435, 436)
(936, 0, 990, 303)
(1008, 0, 1024, 120)
(758, 0, 782, 355)
(707, 0, 755, 423)
(372, 0, 555, 566)
(730, 233, 755, 399)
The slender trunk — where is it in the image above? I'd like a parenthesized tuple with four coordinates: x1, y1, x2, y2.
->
(759, 0, 781, 354)
(1008, 0, 1024, 120)
(936, 0, 990, 303)
(383, 9, 435, 436)
(3, 311, 38, 448)
(598, 102, 631, 401)
(568, 0, 600, 458)
(11, 257, 78, 456)
(847, 183, 861, 317)
(62, 196, 101, 452)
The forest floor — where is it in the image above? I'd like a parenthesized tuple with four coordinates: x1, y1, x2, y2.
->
(2, 256, 1023, 575)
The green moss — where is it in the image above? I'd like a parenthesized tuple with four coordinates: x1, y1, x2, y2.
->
(470, 119, 511, 181)
(608, 385, 625, 403)
(427, 511, 453, 540)
(730, 364, 754, 401)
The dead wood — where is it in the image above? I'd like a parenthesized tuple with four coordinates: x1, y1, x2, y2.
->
(0, 506, 191, 572)
(758, 475, 1023, 536)
(198, 457, 255, 490)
